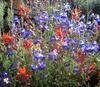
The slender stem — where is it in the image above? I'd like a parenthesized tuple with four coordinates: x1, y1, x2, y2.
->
(86, 0, 89, 22)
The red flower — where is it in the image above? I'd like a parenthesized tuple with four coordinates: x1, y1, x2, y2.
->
(55, 26, 64, 42)
(89, 64, 96, 70)
(87, 64, 96, 74)
(16, 66, 32, 80)
(23, 39, 33, 49)
(77, 49, 85, 66)
(2, 32, 13, 45)
(86, 76, 90, 81)
(52, 43, 61, 51)
(18, 2, 31, 17)
(71, 7, 81, 20)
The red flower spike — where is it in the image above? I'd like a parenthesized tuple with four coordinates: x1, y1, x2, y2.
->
(2, 32, 13, 45)
(18, 66, 26, 75)
(89, 64, 96, 70)
(23, 39, 33, 49)
(55, 26, 64, 42)
(77, 49, 85, 66)
(16, 66, 32, 80)
(52, 43, 61, 51)
(18, 2, 31, 17)
(71, 6, 81, 20)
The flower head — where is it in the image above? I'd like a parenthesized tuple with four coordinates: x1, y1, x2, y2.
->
(71, 7, 81, 20)
(62, 42, 69, 50)
(18, 2, 31, 17)
(48, 50, 58, 61)
(38, 62, 46, 70)
(6, 48, 13, 57)
(34, 37, 42, 44)
(21, 29, 32, 39)
(16, 66, 32, 80)
(73, 66, 80, 74)
(0, 71, 11, 86)
(2, 32, 13, 45)
(23, 39, 33, 49)
(55, 25, 64, 42)
(63, 3, 71, 11)
(33, 50, 45, 61)
(10, 62, 17, 70)
(31, 64, 38, 72)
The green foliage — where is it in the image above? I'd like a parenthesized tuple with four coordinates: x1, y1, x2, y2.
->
(7, 8, 13, 27)
(73, 0, 100, 10)
(0, 2, 5, 30)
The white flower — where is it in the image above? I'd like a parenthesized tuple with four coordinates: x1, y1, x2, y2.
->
(3, 78, 10, 84)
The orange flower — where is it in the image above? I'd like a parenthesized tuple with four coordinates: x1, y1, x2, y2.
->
(2, 32, 13, 45)
(71, 6, 81, 20)
(55, 26, 64, 42)
(23, 39, 33, 49)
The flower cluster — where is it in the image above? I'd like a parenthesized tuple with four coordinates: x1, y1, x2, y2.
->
(0, 71, 11, 87)
(0, 1, 100, 86)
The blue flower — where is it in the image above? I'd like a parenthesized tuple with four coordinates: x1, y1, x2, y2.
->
(1, 71, 8, 77)
(94, 14, 100, 22)
(48, 50, 58, 61)
(85, 43, 99, 53)
(21, 29, 32, 39)
(39, 11, 49, 23)
(79, 15, 85, 21)
(44, 25, 49, 30)
(6, 48, 13, 57)
(92, 41, 99, 52)
(50, 35, 57, 42)
(73, 66, 80, 74)
(34, 37, 41, 44)
(0, 72, 11, 87)
(60, 12, 68, 23)
(64, 62, 70, 67)
(33, 51, 45, 61)
(38, 62, 46, 70)
(10, 62, 17, 70)
(31, 64, 38, 72)
(80, 40, 86, 47)
(62, 42, 69, 50)
(13, 16, 20, 23)
(87, 21, 92, 29)
(63, 3, 71, 11)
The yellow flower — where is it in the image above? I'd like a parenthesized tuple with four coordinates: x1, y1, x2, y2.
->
(31, 44, 42, 51)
